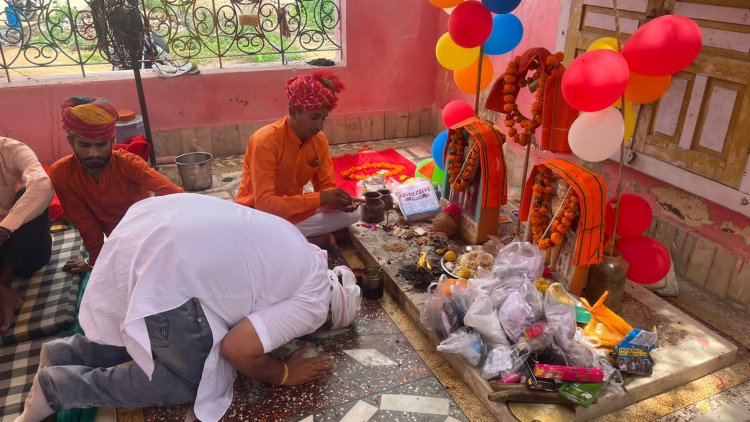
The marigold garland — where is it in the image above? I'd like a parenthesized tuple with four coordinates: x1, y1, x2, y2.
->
(446, 131, 479, 191)
(501, 52, 564, 147)
(340, 162, 405, 181)
(529, 167, 581, 251)
(530, 166, 554, 247)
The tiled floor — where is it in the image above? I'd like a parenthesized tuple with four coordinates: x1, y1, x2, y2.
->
(128, 300, 469, 422)
(149, 137, 750, 422)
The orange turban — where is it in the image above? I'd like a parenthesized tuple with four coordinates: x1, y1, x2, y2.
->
(61, 96, 119, 140)
(285, 72, 344, 111)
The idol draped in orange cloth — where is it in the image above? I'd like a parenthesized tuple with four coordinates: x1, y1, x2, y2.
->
(50, 97, 183, 272)
(519, 159, 607, 266)
(236, 72, 362, 251)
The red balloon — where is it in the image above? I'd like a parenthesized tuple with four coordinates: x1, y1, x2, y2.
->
(442, 100, 474, 128)
(618, 236, 671, 284)
(622, 15, 702, 76)
(604, 193, 653, 239)
(448, 1, 493, 48)
(561, 50, 630, 112)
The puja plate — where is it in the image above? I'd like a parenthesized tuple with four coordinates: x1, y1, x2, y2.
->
(508, 402, 576, 422)
(440, 245, 495, 279)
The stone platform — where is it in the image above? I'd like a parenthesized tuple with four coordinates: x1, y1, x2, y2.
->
(347, 223, 738, 420)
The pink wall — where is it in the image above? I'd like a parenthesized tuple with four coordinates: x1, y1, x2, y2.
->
(433, 0, 562, 120)
(0, 0, 443, 163)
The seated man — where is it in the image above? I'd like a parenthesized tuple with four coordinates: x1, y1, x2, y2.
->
(14, 194, 360, 422)
(49, 97, 183, 273)
(0, 137, 55, 333)
(235, 72, 363, 250)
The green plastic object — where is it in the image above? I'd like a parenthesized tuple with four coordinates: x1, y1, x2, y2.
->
(575, 304, 592, 324)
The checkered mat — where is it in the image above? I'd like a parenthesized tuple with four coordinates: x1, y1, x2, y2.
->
(0, 338, 49, 420)
(0, 230, 82, 346)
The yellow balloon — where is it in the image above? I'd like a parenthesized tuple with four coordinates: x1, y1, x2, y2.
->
(611, 99, 637, 142)
(436, 33, 479, 71)
(623, 101, 636, 142)
(587, 37, 620, 53)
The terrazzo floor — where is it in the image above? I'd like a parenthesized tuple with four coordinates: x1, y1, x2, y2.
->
(144, 136, 750, 422)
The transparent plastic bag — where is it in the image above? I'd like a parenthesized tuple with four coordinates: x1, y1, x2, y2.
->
(481, 343, 531, 380)
(492, 241, 545, 280)
(496, 290, 538, 342)
(421, 282, 448, 340)
(464, 293, 510, 347)
(437, 328, 486, 366)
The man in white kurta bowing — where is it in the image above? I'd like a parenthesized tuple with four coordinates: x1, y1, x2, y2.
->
(14, 193, 361, 422)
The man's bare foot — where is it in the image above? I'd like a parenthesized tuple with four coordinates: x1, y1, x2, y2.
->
(0, 284, 23, 334)
(306, 233, 337, 254)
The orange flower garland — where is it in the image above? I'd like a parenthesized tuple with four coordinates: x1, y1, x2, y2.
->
(530, 166, 554, 246)
(545, 194, 580, 250)
(446, 131, 479, 191)
(340, 162, 405, 181)
(502, 52, 564, 146)
(529, 167, 581, 251)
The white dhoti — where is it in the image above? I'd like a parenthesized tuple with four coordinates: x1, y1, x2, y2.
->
(295, 208, 361, 237)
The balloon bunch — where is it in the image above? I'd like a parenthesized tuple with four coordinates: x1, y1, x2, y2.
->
(603, 193, 671, 285)
(429, 0, 525, 172)
(433, 0, 524, 95)
(561, 15, 702, 163)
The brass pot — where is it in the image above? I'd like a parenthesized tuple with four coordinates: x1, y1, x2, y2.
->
(584, 251, 629, 313)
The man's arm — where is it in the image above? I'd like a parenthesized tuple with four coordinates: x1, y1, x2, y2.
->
(124, 153, 183, 195)
(249, 136, 320, 220)
(220, 318, 333, 386)
(49, 173, 105, 266)
(0, 144, 54, 234)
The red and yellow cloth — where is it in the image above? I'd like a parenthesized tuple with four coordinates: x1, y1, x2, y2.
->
(286, 72, 344, 111)
(519, 159, 607, 266)
(61, 96, 119, 140)
(332, 148, 417, 197)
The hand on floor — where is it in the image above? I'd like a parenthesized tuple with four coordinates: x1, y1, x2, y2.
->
(283, 344, 335, 386)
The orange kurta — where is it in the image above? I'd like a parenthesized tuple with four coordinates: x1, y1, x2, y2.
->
(235, 117, 337, 223)
(49, 149, 183, 264)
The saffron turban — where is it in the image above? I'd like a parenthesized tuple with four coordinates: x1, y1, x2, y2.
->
(61, 96, 119, 140)
(286, 72, 344, 111)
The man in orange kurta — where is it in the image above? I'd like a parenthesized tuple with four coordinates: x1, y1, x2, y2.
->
(49, 97, 183, 273)
(236, 73, 362, 250)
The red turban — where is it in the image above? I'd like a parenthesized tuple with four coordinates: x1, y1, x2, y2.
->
(61, 96, 119, 140)
(285, 72, 344, 111)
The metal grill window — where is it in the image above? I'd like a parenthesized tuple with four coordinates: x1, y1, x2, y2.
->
(0, 0, 342, 82)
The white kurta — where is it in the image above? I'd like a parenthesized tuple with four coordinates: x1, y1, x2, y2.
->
(79, 193, 331, 422)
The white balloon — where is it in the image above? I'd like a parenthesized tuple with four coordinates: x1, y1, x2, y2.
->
(569, 108, 625, 162)
(444, 6, 455, 14)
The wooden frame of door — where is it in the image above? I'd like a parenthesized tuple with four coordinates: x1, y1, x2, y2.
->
(554, 0, 750, 218)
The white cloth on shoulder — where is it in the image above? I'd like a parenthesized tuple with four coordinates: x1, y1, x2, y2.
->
(329, 266, 361, 329)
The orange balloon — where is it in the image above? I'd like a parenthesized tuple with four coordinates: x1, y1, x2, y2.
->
(429, 0, 464, 8)
(624, 72, 671, 104)
(454, 55, 494, 94)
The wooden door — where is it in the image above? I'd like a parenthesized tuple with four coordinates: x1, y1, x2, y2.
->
(564, 0, 664, 61)
(633, 0, 750, 188)
(564, 0, 750, 189)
